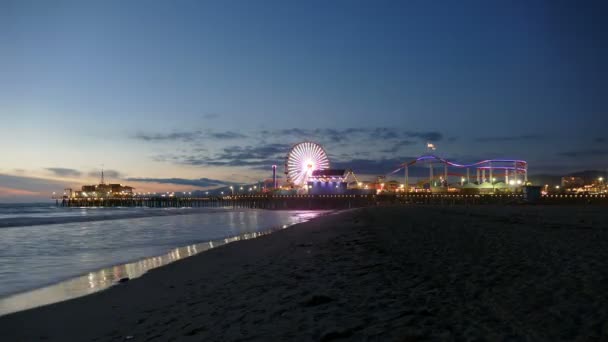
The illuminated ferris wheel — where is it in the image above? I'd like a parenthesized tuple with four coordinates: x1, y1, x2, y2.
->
(285, 141, 330, 187)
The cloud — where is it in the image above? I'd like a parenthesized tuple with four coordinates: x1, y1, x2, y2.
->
(0, 186, 41, 197)
(87, 169, 122, 179)
(332, 157, 413, 175)
(209, 131, 247, 139)
(369, 128, 399, 140)
(266, 128, 349, 143)
(474, 134, 542, 143)
(126, 177, 237, 187)
(404, 131, 443, 142)
(135, 128, 443, 151)
(0, 174, 70, 201)
(594, 137, 606, 143)
(178, 157, 281, 169)
(262, 128, 442, 143)
(147, 128, 447, 175)
(154, 143, 288, 169)
(134, 130, 246, 142)
(134, 131, 201, 142)
(216, 144, 288, 160)
(46, 168, 82, 177)
(380, 140, 416, 153)
(558, 149, 608, 158)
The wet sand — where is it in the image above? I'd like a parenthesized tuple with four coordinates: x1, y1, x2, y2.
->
(1, 206, 608, 341)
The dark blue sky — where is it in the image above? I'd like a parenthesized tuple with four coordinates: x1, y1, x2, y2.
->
(0, 0, 606, 199)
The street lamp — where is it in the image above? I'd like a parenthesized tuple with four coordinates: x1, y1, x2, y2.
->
(229, 186, 234, 196)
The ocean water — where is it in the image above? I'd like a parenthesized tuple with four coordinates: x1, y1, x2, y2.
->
(0, 203, 324, 315)
(0, 203, 220, 228)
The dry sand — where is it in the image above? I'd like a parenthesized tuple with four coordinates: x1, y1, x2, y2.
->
(1, 206, 608, 341)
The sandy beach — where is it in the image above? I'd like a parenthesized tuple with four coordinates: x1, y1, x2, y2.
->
(1, 205, 608, 341)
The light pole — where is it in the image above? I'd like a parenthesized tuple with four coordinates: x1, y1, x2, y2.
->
(230, 186, 234, 196)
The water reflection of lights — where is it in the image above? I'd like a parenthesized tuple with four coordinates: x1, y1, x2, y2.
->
(0, 210, 327, 317)
(88, 273, 95, 289)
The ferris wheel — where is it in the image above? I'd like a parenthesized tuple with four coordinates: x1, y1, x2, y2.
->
(285, 141, 330, 187)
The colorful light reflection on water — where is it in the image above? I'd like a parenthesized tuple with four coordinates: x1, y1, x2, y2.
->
(0, 210, 324, 316)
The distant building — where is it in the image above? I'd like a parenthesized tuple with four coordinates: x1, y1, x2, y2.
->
(307, 169, 347, 194)
(561, 176, 584, 189)
(74, 183, 134, 198)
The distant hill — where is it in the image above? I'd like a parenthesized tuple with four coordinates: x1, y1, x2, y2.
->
(529, 170, 606, 186)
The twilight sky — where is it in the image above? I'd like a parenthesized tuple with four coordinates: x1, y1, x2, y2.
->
(1, 0, 606, 201)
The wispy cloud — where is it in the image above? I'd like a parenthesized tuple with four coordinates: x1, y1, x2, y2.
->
(474, 134, 542, 143)
(209, 131, 247, 139)
(46, 168, 82, 177)
(0, 174, 70, 200)
(380, 140, 416, 153)
(145, 127, 447, 175)
(134, 130, 246, 142)
(134, 131, 201, 142)
(404, 131, 442, 142)
(332, 158, 410, 174)
(126, 177, 237, 187)
(261, 128, 443, 143)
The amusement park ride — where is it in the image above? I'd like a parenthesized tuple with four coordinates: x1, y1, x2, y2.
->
(282, 141, 529, 194)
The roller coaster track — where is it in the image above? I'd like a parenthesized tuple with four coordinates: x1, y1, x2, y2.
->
(387, 155, 528, 176)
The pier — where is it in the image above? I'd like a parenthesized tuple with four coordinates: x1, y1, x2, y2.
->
(56, 193, 608, 209)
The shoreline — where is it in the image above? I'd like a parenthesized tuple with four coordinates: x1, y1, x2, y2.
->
(0, 206, 235, 228)
(1, 205, 607, 341)
(0, 209, 332, 316)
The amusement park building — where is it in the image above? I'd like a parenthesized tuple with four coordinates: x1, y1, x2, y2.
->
(307, 169, 348, 195)
(281, 141, 530, 195)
